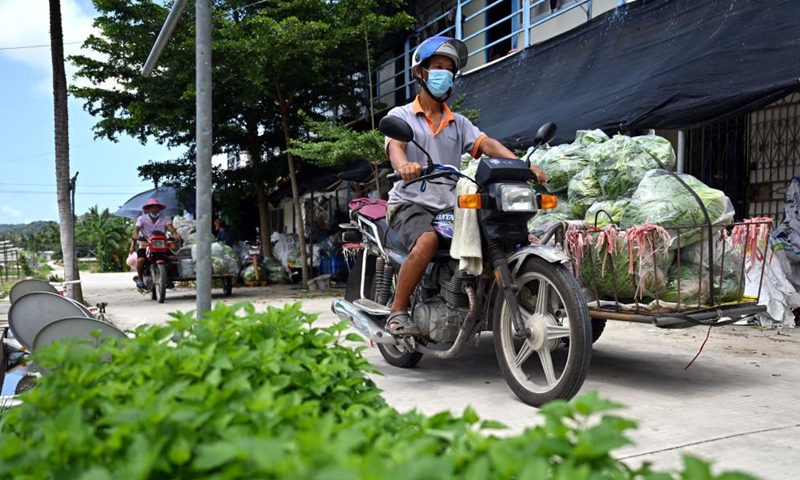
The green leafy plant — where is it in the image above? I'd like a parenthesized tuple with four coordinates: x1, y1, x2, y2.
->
(0, 303, 758, 480)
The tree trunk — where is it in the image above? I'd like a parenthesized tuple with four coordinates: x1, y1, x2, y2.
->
(50, 0, 83, 303)
(255, 182, 273, 258)
(281, 112, 310, 288)
(246, 132, 274, 259)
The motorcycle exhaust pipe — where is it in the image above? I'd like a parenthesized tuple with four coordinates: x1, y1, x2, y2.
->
(331, 298, 398, 345)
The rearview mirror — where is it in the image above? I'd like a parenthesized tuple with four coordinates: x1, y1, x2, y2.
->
(379, 116, 414, 143)
(533, 122, 557, 146)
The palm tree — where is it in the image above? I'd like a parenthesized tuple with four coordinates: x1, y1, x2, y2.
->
(49, 0, 83, 302)
(77, 206, 126, 272)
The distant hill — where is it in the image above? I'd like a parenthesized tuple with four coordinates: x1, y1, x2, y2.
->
(0, 221, 59, 239)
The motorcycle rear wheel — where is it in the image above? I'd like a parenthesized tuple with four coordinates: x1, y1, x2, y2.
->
(493, 256, 592, 406)
(155, 264, 167, 304)
(347, 251, 422, 368)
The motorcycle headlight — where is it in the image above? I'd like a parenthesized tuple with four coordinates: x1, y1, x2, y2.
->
(497, 184, 536, 212)
(151, 239, 166, 249)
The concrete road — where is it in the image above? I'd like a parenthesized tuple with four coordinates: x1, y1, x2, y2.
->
(13, 270, 800, 478)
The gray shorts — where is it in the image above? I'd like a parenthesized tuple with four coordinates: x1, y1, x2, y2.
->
(388, 203, 437, 251)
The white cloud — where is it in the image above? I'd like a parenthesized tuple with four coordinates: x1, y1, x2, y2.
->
(1, 205, 23, 218)
(0, 0, 101, 95)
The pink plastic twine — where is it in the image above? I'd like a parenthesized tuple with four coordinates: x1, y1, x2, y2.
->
(730, 217, 772, 271)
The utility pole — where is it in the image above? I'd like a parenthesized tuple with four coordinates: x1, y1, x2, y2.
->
(143, 0, 213, 318)
(70, 171, 79, 278)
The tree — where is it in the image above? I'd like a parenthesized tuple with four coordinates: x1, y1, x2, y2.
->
(50, 0, 83, 303)
(70, 0, 410, 288)
(77, 206, 127, 272)
(246, 1, 411, 286)
(290, 114, 386, 197)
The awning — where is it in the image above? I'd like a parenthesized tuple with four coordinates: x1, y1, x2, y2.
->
(456, 0, 800, 147)
(267, 160, 374, 206)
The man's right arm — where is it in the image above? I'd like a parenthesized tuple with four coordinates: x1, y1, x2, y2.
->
(387, 140, 422, 181)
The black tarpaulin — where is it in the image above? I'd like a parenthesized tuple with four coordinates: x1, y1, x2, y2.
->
(456, 0, 800, 147)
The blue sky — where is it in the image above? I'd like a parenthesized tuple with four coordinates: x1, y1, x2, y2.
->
(0, 0, 175, 225)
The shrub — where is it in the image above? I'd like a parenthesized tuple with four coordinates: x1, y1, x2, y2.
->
(0, 303, 758, 480)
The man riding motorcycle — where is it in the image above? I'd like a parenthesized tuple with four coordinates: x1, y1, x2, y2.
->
(384, 35, 547, 335)
(129, 198, 182, 289)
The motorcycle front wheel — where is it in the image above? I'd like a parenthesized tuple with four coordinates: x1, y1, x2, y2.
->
(154, 263, 167, 304)
(493, 256, 592, 406)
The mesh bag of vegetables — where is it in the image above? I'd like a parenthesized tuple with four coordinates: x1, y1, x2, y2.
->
(589, 134, 677, 200)
(530, 144, 590, 194)
(568, 225, 673, 301)
(574, 129, 610, 147)
(567, 166, 603, 218)
(659, 263, 712, 306)
(620, 170, 735, 249)
(678, 236, 744, 303)
(528, 212, 575, 240)
(529, 129, 609, 194)
(584, 199, 631, 229)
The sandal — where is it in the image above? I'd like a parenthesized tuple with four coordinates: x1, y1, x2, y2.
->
(386, 311, 419, 336)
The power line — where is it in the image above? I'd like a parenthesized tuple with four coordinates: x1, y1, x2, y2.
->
(0, 190, 139, 196)
(0, 41, 82, 51)
(0, 144, 89, 165)
(0, 182, 147, 188)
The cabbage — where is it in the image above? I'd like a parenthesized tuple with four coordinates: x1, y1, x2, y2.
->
(620, 170, 735, 248)
(588, 134, 676, 200)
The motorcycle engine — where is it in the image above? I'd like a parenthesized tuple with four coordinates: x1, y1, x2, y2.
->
(413, 261, 472, 343)
(413, 297, 468, 343)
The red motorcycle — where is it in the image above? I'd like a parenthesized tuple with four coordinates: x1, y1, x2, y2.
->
(134, 231, 178, 303)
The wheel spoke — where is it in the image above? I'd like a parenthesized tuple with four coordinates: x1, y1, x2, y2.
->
(547, 323, 571, 341)
(514, 340, 535, 367)
(535, 281, 549, 315)
(537, 348, 557, 386)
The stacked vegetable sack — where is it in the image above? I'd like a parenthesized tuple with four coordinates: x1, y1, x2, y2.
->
(172, 216, 240, 277)
(528, 130, 741, 306)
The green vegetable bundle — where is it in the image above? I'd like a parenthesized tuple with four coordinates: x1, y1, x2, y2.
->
(531, 144, 590, 194)
(567, 166, 604, 218)
(573, 227, 673, 301)
(589, 134, 677, 200)
(584, 199, 631, 229)
(528, 209, 575, 237)
(573, 129, 610, 147)
(620, 170, 735, 248)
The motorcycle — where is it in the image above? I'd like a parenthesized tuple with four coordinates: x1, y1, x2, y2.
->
(331, 116, 593, 407)
(134, 231, 178, 304)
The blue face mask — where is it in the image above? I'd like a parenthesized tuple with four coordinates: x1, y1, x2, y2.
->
(425, 69, 454, 99)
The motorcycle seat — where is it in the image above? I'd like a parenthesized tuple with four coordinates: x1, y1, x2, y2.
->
(373, 218, 408, 254)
